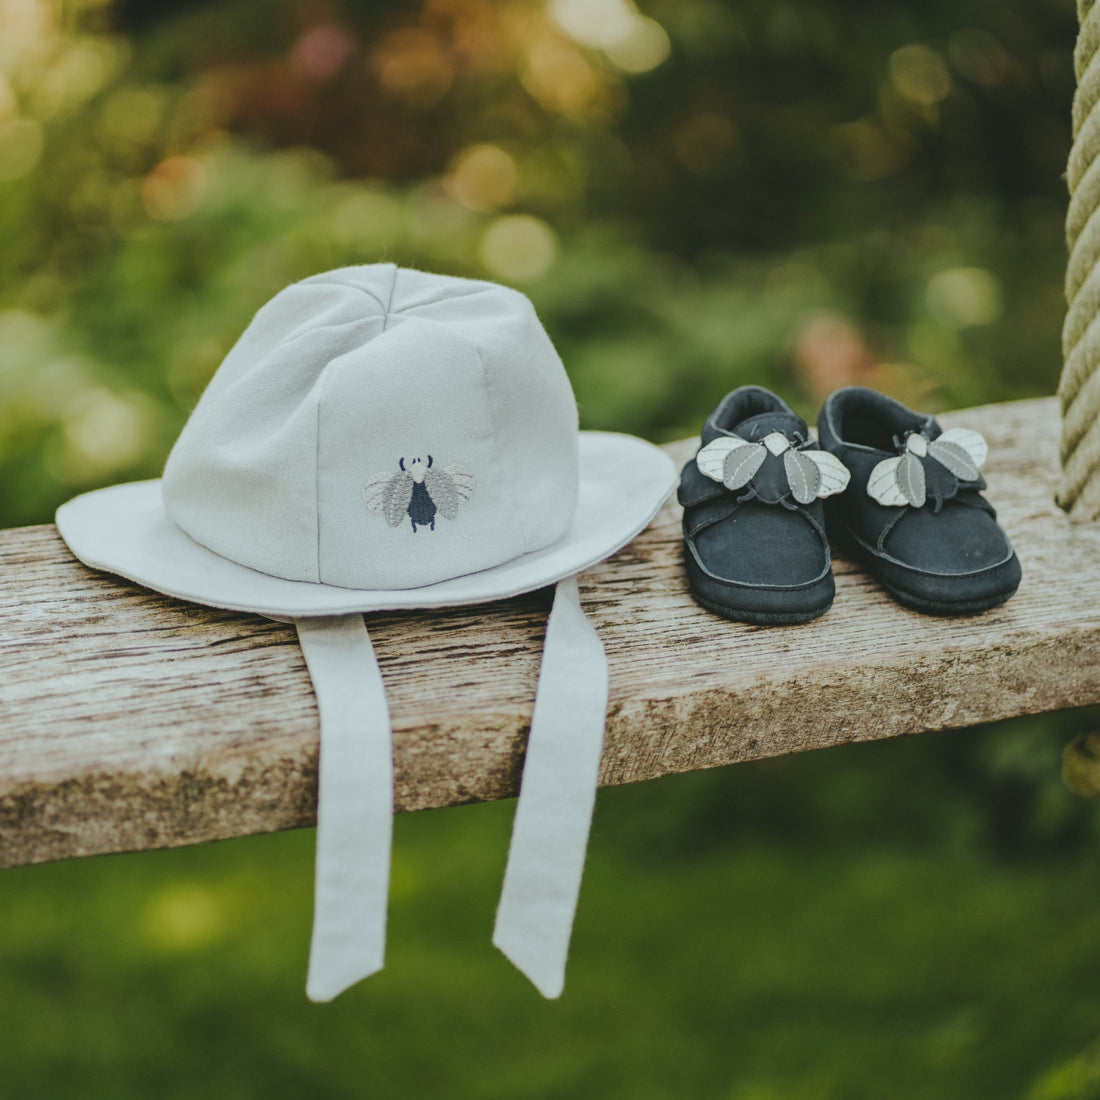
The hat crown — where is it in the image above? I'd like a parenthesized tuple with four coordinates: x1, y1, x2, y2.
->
(163, 265, 579, 589)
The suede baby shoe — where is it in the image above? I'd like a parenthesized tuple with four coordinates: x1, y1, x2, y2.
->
(678, 386, 850, 624)
(816, 386, 1022, 615)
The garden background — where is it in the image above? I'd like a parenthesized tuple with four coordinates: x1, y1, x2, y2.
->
(1, 0, 1099, 1095)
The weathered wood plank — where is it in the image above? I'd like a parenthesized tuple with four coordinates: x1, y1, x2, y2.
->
(1, 396, 1098, 869)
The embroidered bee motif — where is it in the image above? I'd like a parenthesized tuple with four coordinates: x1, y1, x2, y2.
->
(867, 428, 987, 509)
(695, 431, 850, 504)
(362, 456, 476, 532)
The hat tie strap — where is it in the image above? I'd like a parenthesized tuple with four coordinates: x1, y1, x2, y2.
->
(296, 614, 393, 1003)
(493, 575, 609, 998)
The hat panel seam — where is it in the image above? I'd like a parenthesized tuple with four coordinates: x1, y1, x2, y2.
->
(389, 283, 503, 317)
(301, 279, 390, 318)
(302, 277, 505, 327)
(312, 366, 330, 584)
(382, 266, 398, 331)
(470, 334, 529, 556)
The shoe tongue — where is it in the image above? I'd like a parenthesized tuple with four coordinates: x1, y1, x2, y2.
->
(734, 410, 807, 441)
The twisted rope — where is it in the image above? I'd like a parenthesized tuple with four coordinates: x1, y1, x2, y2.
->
(1061, 0, 1100, 519)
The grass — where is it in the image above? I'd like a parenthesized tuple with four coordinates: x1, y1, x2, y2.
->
(3, 724, 1099, 1100)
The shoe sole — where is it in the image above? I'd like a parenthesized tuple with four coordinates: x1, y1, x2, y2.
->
(687, 587, 832, 626)
(831, 524, 1019, 617)
(876, 584, 1019, 617)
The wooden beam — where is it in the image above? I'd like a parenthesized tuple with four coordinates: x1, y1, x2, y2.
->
(1, 396, 1097, 870)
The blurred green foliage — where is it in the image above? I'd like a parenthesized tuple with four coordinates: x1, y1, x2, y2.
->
(3, 716, 1100, 1100)
(2, 0, 1099, 1095)
(0, 0, 1080, 524)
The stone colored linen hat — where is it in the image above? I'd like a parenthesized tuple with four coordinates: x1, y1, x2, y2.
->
(56, 264, 677, 1002)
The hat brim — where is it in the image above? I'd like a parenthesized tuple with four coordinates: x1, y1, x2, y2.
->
(56, 431, 677, 617)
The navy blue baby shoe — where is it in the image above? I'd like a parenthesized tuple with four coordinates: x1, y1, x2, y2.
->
(817, 386, 1022, 615)
(678, 386, 851, 624)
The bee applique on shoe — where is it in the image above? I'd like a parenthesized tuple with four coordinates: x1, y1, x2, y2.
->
(362, 455, 476, 533)
(678, 386, 850, 624)
(817, 386, 1021, 615)
(866, 426, 987, 510)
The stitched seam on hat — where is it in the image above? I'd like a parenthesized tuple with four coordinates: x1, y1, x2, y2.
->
(298, 279, 506, 342)
(381, 265, 398, 332)
(391, 284, 500, 316)
(472, 336, 528, 554)
(312, 369, 331, 584)
(305, 280, 389, 317)
(302, 276, 505, 329)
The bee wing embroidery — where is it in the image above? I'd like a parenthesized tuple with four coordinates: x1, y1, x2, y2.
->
(783, 448, 851, 504)
(362, 471, 413, 527)
(928, 428, 987, 482)
(696, 435, 766, 490)
(443, 463, 476, 500)
(869, 452, 925, 507)
(424, 464, 476, 521)
(361, 472, 394, 513)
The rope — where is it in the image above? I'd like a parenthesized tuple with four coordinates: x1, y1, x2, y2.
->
(1061, 0, 1100, 519)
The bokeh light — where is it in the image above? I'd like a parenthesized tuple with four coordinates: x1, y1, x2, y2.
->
(479, 213, 558, 280)
(371, 26, 454, 105)
(55, 388, 159, 483)
(889, 44, 953, 106)
(290, 23, 355, 82)
(141, 883, 226, 953)
(141, 156, 207, 221)
(603, 15, 670, 73)
(445, 144, 518, 212)
(926, 267, 1003, 328)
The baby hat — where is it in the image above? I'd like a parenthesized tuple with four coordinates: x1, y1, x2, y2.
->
(57, 264, 677, 1000)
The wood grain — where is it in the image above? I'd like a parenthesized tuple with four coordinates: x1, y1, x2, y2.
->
(1, 396, 1098, 869)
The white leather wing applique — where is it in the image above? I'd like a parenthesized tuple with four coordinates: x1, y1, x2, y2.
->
(867, 428, 987, 508)
(696, 431, 850, 504)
